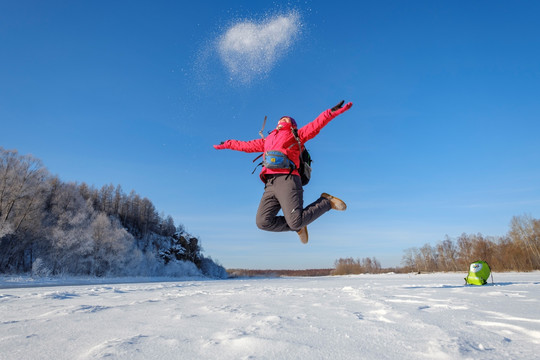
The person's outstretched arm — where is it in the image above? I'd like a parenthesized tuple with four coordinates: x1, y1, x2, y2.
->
(298, 100, 353, 142)
(213, 138, 265, 153)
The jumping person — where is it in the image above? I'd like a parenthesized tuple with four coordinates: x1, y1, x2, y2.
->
(213, 100, 353, 244)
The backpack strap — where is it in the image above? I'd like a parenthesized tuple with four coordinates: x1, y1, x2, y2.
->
(283, 128, 302, 181)
(251, 153, 264, 174)
(284, 157, 297, 180)
(291, 128, 303, 153)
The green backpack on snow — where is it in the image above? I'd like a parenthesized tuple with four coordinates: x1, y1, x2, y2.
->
(465, 260, 493, 285)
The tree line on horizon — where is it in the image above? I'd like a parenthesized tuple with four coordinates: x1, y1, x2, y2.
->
(401, 214, 540, 273)
(332, 214, 540, 275)
(0, 147, 226, 278)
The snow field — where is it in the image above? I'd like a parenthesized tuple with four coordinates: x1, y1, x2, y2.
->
(1, 272, 539, 359)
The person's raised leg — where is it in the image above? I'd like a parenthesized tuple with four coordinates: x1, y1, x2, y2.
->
(256, 177, 290, 232)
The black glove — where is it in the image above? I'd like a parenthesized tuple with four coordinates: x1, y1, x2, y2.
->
(331, 100, 345, 112)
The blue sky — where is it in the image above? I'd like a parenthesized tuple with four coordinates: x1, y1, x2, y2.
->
(1, 1, 539, 269)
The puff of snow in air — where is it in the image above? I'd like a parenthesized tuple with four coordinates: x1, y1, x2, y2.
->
(217, 11, 301, 84)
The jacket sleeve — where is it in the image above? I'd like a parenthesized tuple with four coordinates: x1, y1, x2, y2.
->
(297, 108, 337, 142)
(214, 138, 265, 153)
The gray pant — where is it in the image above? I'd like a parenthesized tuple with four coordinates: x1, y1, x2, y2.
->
(256, 175, 332, 232)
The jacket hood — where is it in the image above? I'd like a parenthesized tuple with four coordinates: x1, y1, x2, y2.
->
(276, 116, 297, 130)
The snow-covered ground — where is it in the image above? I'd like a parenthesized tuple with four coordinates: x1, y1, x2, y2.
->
(1, 272, 539, 359)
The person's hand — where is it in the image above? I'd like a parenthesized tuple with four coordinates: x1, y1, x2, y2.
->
(331, 100, 345, 112)
(213, 141, 226, 150)
(331, 100, 353, 116)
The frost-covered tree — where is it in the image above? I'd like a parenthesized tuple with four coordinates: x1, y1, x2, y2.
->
(0, 148, 49, 271)
(39, 181, 95, 274)
(90, 213, 134, 276)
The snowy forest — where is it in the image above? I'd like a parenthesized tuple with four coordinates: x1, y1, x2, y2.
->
(0, 147, 227, 278)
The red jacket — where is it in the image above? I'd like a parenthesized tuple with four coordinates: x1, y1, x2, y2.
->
(215, 105, 351, 182)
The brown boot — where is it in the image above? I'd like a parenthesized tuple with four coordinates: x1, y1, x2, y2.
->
(321, 193, 347, 211)
(297, 226, 309, 244)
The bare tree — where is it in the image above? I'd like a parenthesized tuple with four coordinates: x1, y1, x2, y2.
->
(436, 236, 459, 271)
(509, 215, 540, 269)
